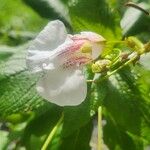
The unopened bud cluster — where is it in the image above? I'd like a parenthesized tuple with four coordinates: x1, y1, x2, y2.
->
(91, 36, 150, 74)
(92, 59, 111, 73)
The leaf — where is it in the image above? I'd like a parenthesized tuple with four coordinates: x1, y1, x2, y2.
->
(103, 66, 150, 149)
(69, 0, 122, 40)
(103, 114, 143, 150)
(103, 76, 142, 134)
(0, 45, 47, 118)
(0, 45, 26, 77)
(22, 0, 71, 28)
(121, 2, 150, 40)
(0, 0, 47, 46)
(22, 105, 62, 149)
(23, 0, 122, 39)
(90, 79, 108, 116)
(141, 121, 150, 148)
(118, 67, 150, 127)
(0, 130, 9, 150)
(59, 120, 93, 150)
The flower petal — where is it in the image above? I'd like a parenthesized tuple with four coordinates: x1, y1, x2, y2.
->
(81, 32, 106, 42)
(26, 20, 68, 72)
(139, 53, 150, 70)
(36, 68, 87, 106)
(29, 20, 67, 51)
(92, 43, 104, 59)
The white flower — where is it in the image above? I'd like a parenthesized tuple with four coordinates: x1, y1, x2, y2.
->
(26, 20, 105, 106)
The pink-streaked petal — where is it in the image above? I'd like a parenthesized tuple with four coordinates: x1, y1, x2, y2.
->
(63, 56, 92, 68)
(81, 32, 106, 42)
(69, 34, 88, 41)
(57, 39, 85, 57)
(92, 43, 104, 59)
(36, 68, 87, 106)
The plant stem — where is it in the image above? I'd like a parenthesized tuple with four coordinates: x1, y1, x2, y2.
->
(41, 113, 64, 150)
(98, 53, 137, 82)
(87, 52, 138, 83)
(106, 41, 125, 44)
(98, 106, 103, 150)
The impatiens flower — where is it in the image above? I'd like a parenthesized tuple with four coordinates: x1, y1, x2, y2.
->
(26, 20, 105, 106)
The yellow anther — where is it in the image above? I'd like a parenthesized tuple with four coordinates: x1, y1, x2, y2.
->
(92, 63, 102, 73)
(92, 59, 111, 73)
(80, 42, 92, 53)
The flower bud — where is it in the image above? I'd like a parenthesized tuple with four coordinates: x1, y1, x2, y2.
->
(144, 42, 150, 52)
(120, 52, 130, 61)
(92, 59, 111, 73)
(125, 36, 144, 54)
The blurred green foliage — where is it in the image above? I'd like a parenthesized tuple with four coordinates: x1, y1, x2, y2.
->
(0, 0, 150, 150)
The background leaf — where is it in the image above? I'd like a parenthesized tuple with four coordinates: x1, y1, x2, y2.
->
(68, 0, 122, 39)
(22, 0, 71, 30)
(0, 0, 47, 46)
(0, 45, 47, 118)
(121, 2, 150, 41)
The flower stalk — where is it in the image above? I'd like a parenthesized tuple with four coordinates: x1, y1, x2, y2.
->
(41, 113, 64, 150)
(87, 51, 139, 83)
(98, 106, 103, 150)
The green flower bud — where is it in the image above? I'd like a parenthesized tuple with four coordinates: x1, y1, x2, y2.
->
(120, 52, 130, 61)
(144, 42, 150, 52)
(92, 59, 111, 73)
(125, 36, 144, 54)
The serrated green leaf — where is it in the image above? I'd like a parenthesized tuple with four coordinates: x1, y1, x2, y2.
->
(90, 79, 107, 116)
(103, 76, 142, 135)
(0, 45, 46, 118)
(0, 45, 27, 77)
(118, 67, 150, 126)
(103, 66, 150, 149)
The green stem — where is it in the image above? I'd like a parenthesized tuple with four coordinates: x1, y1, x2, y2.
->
(98, 106, 103, 150)
(106, 41, 125, 44)
(87, 52, 138, 83)
(41, 114, 64, 150)
(98, 53, 137, 82)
